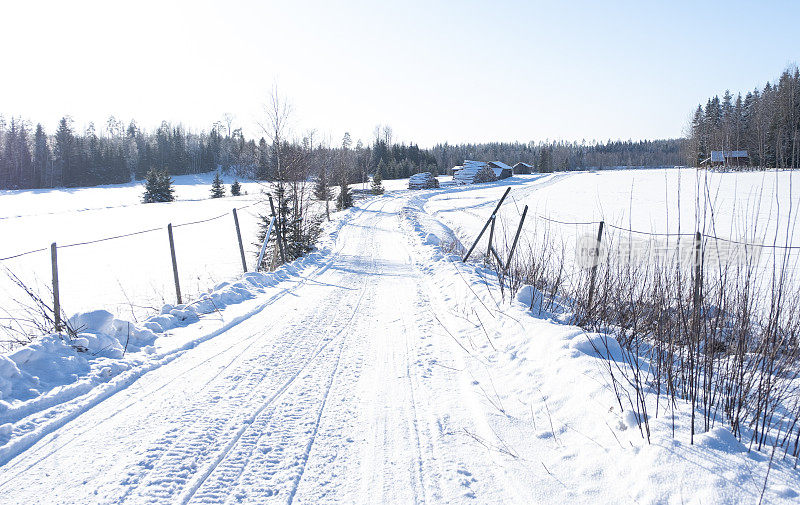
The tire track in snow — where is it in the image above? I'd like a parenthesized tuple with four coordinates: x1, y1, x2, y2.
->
(186, 202, 384, 504)
(182, 273, 371, 505)
(170, 200, 384, 504)
(117, 282, 359, 504)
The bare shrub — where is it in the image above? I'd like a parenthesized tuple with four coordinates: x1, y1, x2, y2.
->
(471, 174, 800, 461)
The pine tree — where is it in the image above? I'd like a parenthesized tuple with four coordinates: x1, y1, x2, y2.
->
(230, 179, 241, 196)
(143, 168, 175, 203)
(210, 171, 225, 198)
(371, 170, 384, 195)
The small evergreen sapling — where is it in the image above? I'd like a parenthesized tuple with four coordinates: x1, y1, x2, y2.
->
(231, 180, 241, 196)
(371, 171, 385, 195)
(142, 168, 175, 203)
(211, 172, 225, 198)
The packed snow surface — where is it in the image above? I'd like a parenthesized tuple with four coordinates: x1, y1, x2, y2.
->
(0, 169, 798, 504)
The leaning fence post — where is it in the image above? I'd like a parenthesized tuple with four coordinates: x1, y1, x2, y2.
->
(51, 242, 62, 332)
(256, 216, 275, 272)
(587, 220, 605, 311)
(232, 208, 248, 273)
(167, 224, 182, 305)
(268, 195, 286, 264)
(487, 215, 496, 260)
(463, 187, 511, 262)
(504, 205, 528, 271)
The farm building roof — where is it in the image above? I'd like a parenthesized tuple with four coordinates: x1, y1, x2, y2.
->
(710, 150, 748, 162)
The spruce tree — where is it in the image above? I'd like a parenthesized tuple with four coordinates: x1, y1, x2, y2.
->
(33, 124, 49, 188)
(313, 171, 332, 201)
(314, 168, 332, 220)
(143, 168, 175, 203)
(376, 159, 388, 181)
(336, 180, 352, 210)
(210, 171, 225, 198)
(54, 117, 75, 187)
(371, 170, 385, 195)
(230, 180, 241, 196)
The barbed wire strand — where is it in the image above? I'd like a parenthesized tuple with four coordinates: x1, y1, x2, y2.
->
(0, 202, 262, 261)
(0, 247, 49, 262)
(59, 227, 163, 249)
(172, 212, 229, 229)
(526, 210, 800, 248)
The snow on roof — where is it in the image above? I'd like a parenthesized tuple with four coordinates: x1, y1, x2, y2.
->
(453, 160, 513, 182)
(453, 165, 483, 179)
(711, 150, 748, 162)
(453, 164, 487, 183)
(409, 172, 438, 189)
(514, 162, 532, 168)
(488, 161, 513, 172)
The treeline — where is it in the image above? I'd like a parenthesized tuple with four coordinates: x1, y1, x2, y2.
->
(0, 116, 260, 190)
(0, 113, 687, 191)
(371, 138, 438, 179)
(429, 139, 684, 174)
(688, 65, 800, 168)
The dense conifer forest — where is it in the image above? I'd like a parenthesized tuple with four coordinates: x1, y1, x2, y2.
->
(0, 115, 685, 191)
(688, 66, 800, 168)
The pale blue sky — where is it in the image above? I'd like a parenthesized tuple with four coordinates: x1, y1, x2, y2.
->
(1, 0, 798, 146)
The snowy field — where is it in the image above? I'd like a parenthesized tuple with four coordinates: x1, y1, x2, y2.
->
(0, 173, 441, 348)
(425, 169, 800, 293)
(0, 174, 271, 345)
(427, 168, 800, 246)
(0, 169, 798, 504)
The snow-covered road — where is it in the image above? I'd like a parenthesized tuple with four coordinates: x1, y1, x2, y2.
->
(0, 195, 513, 504)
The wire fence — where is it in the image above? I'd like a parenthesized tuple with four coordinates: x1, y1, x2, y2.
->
(0, 199, 268, 347)
(499, 188, 800, 251)
(527, 212, 800, 249)
(0, 202, 261, 262)
(465, 187, 800, 287)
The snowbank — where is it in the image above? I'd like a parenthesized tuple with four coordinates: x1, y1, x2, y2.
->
(398, 189, 799, 504)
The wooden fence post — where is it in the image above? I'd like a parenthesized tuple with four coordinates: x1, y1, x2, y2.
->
(463, 187, 511, 262)
(487, 215, 496, 260)
(167, 224, 182, 305)
(232, 208, 248, 273)
(587, 220, 605, 311)
(692, 231, 703, 334)
(268, 195, 286, 264)
(51, 242, 62, 332)
(504, 205, 528, 271)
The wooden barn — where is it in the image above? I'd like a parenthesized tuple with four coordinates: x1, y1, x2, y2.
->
(701, 150, 749, 168)
(513, 162, 532, 174)
(487, 161, 513, 179)
(452, 160, 512, 184)
(453, 161, 496, 184)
